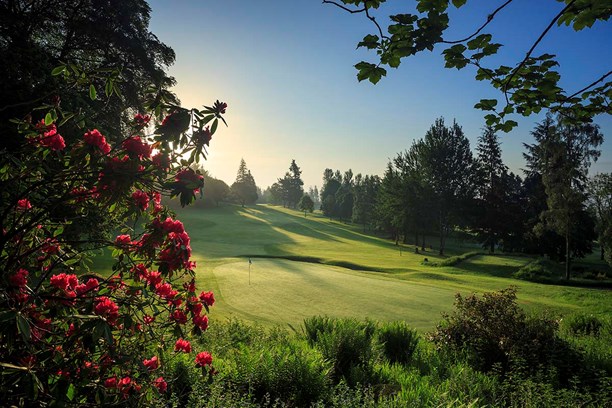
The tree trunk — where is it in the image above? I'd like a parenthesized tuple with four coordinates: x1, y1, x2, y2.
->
(421, 233, 425, 252)
(439, 221, 445, 256)
(565, 227, 571, 281)
(601, 245, 605, 261)
(490, 238, 495, 254)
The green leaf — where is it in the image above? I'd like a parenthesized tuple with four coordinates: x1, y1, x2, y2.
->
(51, 65, 66, 76)
(211, 118, 218, 135)
(89, 84, 97, 100)
(452, 0, 467, 7)
(66, 383, 75, 401)
(474, 98, 498, 111)
(355, 61, 387, 84)
(16, 313, 31, 341)
(44, 112, 54, 126)
(53, 226, 64, 237)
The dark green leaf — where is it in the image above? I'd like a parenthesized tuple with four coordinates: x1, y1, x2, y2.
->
(16, 313, 31, 341)
(89, 84, 97, 100)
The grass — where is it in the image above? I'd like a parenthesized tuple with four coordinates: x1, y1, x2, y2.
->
(94, 203, 612, 329)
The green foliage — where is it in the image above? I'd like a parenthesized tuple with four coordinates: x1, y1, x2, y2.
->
(377, 322, 419, 365)
(298, 194, 314, 215)
(425, 251, 481, 267)
(429, 288, 578, 379)
(303, 317, 379, 386)
(564, 313, 604, 337)
(231, 159, 258, 206)
(326, 0, 610, 130)
(513, 258, 558, 283)
(221, 341, 331, 407)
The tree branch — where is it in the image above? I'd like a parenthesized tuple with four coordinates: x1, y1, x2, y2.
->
(441, 0, 515, 44)
(323, 0, 387, 40)
(503, 0, 577, 96)
(563, 70, 612, 101)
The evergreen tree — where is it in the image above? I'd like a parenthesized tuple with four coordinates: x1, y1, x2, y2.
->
(278, 159, 304, 208)
(230, 158, 258, 206)
(525, 115, 603, 279)
(321, 168, 342, 217)
(353, 174, 381, 232)
(474, 126, 509, 253)
(587, 173, 612, 265)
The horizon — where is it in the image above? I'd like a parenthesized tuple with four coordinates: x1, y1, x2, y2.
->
(148, 0, 612, 190)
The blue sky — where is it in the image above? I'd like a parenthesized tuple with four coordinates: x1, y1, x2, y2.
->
(147, 0, 611, 190)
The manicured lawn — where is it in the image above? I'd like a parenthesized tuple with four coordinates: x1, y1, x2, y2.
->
(94, 203, 612, 329)
(176, 204, 612, 328)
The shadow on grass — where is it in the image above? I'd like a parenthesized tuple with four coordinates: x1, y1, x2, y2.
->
(240, 254, 387, 273)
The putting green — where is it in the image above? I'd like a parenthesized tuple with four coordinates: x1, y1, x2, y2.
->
(211, 258, 456, 330)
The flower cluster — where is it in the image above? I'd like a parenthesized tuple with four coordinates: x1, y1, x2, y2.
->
(1, 90, 227, 405)
(84, 129, 111, 154)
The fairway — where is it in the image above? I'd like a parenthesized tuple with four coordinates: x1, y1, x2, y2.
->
(211, 259, 455, 330)
(164, 204, 612, 329)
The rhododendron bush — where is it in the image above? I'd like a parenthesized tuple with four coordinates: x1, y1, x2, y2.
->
(0, 68, 226, 405)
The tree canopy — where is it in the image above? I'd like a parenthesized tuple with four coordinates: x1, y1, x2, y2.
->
(324, 0, 611, 131)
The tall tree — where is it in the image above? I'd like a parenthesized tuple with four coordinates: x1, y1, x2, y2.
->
(278, 159, 304, 209)
(525, 115, 603, 279)
(0, 0, 177, 150)
(230, 158, 258, 206)
(419, 118, 477, 255)
(352, 174, 380, 232)
(473, 126, 509, 253)
(321, 168, 342, 217)
(587, 173, 612, 265)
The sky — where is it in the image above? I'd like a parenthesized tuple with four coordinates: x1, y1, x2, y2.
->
(147, 0, 611, 190)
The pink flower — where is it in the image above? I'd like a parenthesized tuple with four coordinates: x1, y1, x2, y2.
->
(199, 291, 215, 307)
(17, 198, 32, 211)
(94, 296, 119, 324)
(123, 136, 152, 159)
(152, 153, 170, 170)
(84, 129, 111, 154)
(145, 271, 162, 287)
(104, 377, 117, 388)
(9, 269, 29, 287)
(50, 273, 79, 291)
(115, 234, 132, 247)
(193, 314, 209, 331)
(37, 123, 66, 151)
(143, 356, 159, 370)
(171, 309, 188, 324)
(134, 113, 151, 128)
(155, 282, 178, 301)
(153, 377, 167, 393)
(143, 315, 155, 325)
(75, 278, 99, 296)
(174, 338, 191, 353)
(195, 351, 213, 367)
(131, 190, 149, 211)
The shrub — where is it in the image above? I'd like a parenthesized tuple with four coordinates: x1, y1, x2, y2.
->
(428, 288, 575, 379)
(423, 251, 481, 267)
(222, 341, 331, 407)
(303, 317, 379, 386)
(377, 321, 419, 365)
(565, 313, 604, 337)
(513, 258, 557, 283)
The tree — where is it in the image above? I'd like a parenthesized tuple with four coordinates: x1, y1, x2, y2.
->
(0, 0, 178, 150)
(203, 172, 230, 207)
(418, 118, 477, 255)
(324, 0, 610, 131)
(230, 158, 258, 206)
(321, 169, 342, 217)
(277, 159, 304, 208)
(525, 115, 603, 279)
(298, 194, 315, 216)
(587, 173, 612, 265)
(473, 126, 510, 253)
(352, 174, 381, 232)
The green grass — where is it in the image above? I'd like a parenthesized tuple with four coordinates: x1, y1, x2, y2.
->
(95, 203, 612, 329)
